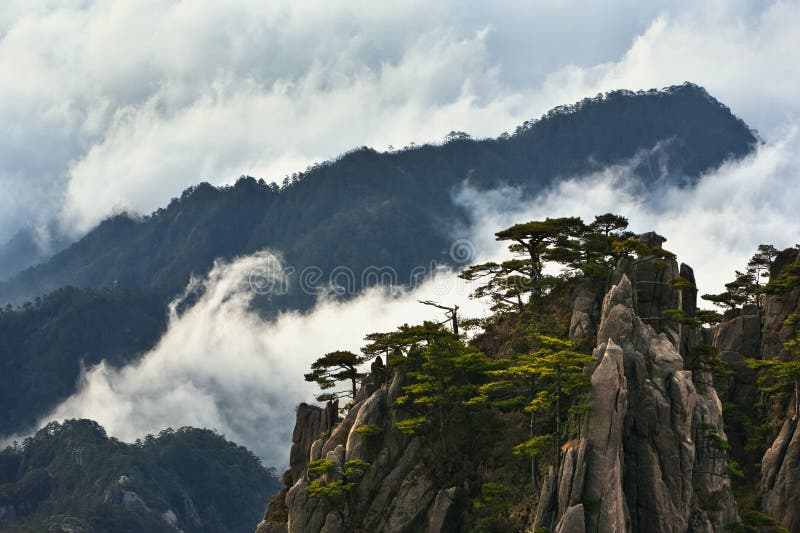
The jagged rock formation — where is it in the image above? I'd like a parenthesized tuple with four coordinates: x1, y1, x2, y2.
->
(761, 416, 800, 532)
(536, 262, 737, 532)
(256, 370, 459, 533)
(756, 248, 800, 531)
(259, 250, 745, 533)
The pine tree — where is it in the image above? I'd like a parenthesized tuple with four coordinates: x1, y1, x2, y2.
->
(470, 335, 592, 485)
(746, 314, 800, 418)
(389, 322, 490, 455)
(305, 351, 368, 402)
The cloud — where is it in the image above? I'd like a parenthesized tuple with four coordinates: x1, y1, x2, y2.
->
(2, 1, 799, 240)
(10, 127, 799, 467)
(17, 250, 488, 467)
(456, 127, 800, 299)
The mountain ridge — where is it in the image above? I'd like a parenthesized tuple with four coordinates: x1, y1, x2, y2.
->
(0, 83, 756, 309)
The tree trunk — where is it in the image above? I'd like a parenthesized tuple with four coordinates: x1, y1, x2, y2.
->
(795, 378, 799, 419)
(530, 376, 537, 488)
(555, 365, 561, 470)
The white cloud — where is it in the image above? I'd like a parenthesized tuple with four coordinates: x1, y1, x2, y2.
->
(18, 250, 488, 467)
(457, 127, 800, 299)
(9, 127, 799, 467)
(3, 1, 799, 240)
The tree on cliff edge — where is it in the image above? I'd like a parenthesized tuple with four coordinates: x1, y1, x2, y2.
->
(305, 351, 368, 402)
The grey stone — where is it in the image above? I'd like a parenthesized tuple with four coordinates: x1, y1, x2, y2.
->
(554, 504, 585, 533)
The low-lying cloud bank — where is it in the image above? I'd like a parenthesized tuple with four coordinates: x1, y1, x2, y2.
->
(1, 1, 798, 243)
(21, 128, 799, 467)
(23, 252, 488, 467)
(458, 128, 800, 298)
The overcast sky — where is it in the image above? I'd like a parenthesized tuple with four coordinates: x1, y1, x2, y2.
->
(1, 0, 799, 243)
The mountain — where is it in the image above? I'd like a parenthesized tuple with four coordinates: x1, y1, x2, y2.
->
(0, 287, 167, 436)
(0, 82, 759, 474)
(256, 227, 800, 533)
(0, 83, 756, 310)
(0, 419, 280, 532)
(0, 226, 71, 283)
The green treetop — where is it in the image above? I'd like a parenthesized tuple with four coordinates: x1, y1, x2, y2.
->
(470, 334, 592, 484)
(460, 213, 642, 313)
(305, 350, 369, 402)
(747, 320, 800, 418)
(702, 244, 784, 312)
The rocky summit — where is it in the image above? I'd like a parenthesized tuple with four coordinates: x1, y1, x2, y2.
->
(257, 230, 800, 533)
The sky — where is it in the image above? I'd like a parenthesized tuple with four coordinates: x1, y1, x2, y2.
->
(1, 0, 799, 242)
(2, 1, 800, 466)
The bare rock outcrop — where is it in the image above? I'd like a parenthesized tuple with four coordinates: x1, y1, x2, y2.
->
(541, 274, 737, 532)
(755, 248, 800, 531)
(761, 417, 800, 531)
(259, 370, 452, 533)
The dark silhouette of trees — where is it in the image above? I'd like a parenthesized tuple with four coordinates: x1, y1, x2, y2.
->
(305, 351, 368, 402)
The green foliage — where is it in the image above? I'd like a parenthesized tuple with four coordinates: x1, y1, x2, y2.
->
(783, 313, 800, 327)
(687, 344, 731, 380)
(0, 419, 278, 533)
(661, 308, 701, 328)
(307, 459, 335, 477)
(305, 479, 350, 499)
(763, 262, 800, 296)
(305, 461, 370, 500)
(343, 459, 370, 478)
(746, 329, 800, 415)
(702, 244, 784, 311)
(729, 509, 789, 533)
(512, 435, 553, 458)
(471, 482, 512, 531)
(461, 213, 642, 312)
(696, 309, 724, 326)
(669, 277, 696, 291)
(725, 461, 745, 480)
(395, 417, 428, 436)
(746, 357, 800, 406)
(475, 333, 592, 468)
(354, 424, 383, 436)
(0, 287, 167, 436)
(700, 423, 731, 452)
(305, 350, 369, 401)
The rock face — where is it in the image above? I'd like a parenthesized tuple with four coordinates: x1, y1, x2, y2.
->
(260, 249, 748, 533)
(537, 271, 737, 532)
(757, 248, 800, 531)
(761, 247, 800, 359)
(761, 417, 800, 532)
(257, 371, 453, 533)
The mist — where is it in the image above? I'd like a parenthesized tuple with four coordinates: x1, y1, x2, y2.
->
(13, 125, 796, 467)
(18, 251, 488, 467)
(457, 128, 800, 299)
(1, 1, 798, 245)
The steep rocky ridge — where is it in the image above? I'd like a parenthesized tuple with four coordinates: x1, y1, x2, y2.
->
(258, 241, 745, 533)
(537, 257, 736, 532)
(756, 248, 800, 531)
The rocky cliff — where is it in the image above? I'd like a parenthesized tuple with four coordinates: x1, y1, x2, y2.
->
(756, 248, 800, 531)
(256, 240, 760, 533)
(535, 255, 737, 532)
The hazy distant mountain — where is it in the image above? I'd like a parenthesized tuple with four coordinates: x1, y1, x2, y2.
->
(0, 83, 759, 445)
(0, 226, 70, 283)
(0, 83, 756, 310)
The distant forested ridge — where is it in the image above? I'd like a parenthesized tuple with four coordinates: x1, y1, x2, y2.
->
(0, 83, 756, 310)
(0, 287, 167, 436)
(0, 83, 758, 448)
(0, 419, 279, 532)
